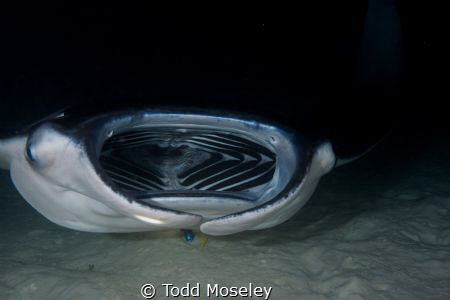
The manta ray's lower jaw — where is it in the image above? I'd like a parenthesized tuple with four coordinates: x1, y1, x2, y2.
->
(1, 109, 336, 235)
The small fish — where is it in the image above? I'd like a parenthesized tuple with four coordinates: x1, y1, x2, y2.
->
(182, 229, 195, 244)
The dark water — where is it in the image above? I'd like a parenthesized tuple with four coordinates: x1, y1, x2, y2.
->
(2, 1, 436, 142)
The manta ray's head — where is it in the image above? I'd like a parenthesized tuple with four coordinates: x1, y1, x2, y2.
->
(0, 108, 335, 235)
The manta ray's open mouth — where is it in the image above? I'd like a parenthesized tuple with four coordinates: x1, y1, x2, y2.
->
(96, 113, 301, 218)
(101, 128, 276, 198)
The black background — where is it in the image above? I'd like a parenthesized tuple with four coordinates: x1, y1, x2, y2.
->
(0, 1, 445, 156)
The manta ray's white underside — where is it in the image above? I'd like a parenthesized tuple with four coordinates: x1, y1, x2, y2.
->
(0, 109, 336, 235)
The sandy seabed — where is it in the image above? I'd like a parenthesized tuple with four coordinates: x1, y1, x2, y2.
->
(1, 126, 450, 300)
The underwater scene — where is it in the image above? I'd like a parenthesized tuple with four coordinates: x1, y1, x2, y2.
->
(1, 1, 448, 299)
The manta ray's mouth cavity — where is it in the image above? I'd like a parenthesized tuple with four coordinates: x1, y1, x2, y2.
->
(99, 127, 279, 201)
(94, 113, 299, 217)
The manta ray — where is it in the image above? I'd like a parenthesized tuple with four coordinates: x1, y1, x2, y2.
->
(0, 106, 368, 236)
